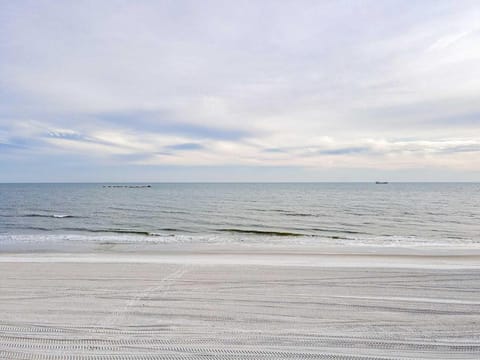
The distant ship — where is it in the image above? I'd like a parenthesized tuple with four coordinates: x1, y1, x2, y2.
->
(375, 181, 388, 184)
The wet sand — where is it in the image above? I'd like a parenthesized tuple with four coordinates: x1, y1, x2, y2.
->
(1, 248, 480, 359)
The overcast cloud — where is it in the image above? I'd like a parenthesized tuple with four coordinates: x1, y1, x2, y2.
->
(1, 0, 479, 181)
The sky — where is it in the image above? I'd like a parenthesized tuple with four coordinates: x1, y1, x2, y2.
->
(1, 0, 479, 182)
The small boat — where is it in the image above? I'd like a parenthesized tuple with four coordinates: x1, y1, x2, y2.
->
(375, 181, 388, 184)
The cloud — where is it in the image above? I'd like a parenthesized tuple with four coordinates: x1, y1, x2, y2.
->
(262, 148, 286, 153)
(428, 29, 478, 51)
(92, 111, 252, 141)
(318, 147, 370, 156)
(46, 130, 88, 141)
(165, 143, 204, 151)
(0, 142, 23, 150)
(1, 0, 480, 180)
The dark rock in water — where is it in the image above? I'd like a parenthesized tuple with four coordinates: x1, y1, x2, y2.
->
(103, 185, 152, 188)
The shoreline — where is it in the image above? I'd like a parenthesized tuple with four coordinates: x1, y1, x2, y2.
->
(2, 243, 480, 269)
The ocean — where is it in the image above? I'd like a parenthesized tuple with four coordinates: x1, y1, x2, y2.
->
(0, 182, 479, 251)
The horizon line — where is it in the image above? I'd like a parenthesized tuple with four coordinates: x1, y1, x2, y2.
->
(1, 181, 479, 184)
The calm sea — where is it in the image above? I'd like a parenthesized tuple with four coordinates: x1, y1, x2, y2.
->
(0, 183, 479, 251)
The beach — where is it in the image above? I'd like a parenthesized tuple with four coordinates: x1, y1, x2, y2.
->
(2, 0, 480, 355)
(1, 246, 480, 359)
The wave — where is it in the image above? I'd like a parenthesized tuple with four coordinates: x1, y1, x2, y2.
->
(59, 228, 154, 236)
(249, 208, 316, 217)
(283, 213, 315, 217)
(1, 212, 86, 219)
(311, 228, 367, 235)
(20, 226, 52, 231)
(23, 214, 76, 219)
(218, 228, 304, 236)
(16, 225, 359, 238)
(61, 227, 186, 236)
(15, 226, 162, 236)
(1, 232, 479, 252)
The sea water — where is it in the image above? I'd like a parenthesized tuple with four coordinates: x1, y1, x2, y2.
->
(0, 183, 479, 251)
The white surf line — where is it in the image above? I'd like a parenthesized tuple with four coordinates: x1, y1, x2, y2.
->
(100, 264, 190, 329)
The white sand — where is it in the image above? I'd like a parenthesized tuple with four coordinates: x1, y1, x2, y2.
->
(1, 246, 480, 359)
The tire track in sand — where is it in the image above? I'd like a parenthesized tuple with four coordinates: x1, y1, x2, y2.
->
(101, 264, 190, 328)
